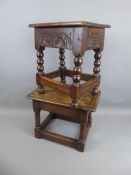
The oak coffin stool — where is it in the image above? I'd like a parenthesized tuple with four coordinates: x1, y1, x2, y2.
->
(27, 21, 110, 152)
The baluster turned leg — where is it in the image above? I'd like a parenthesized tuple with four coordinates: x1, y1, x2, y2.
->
(88, 112, 92, 127)
(33, 101, 41, 138)
(59, 48, 66, 83)
(77, 111, 89, 152)
(92, 49, 102, 94)
(37, 47, 45, 93)
(71, 57, 83, 108)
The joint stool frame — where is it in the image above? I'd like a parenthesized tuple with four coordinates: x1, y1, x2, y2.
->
(33, 100, 92, 152)
(27, 21, 110, 151)
(29, 21, 110, 108)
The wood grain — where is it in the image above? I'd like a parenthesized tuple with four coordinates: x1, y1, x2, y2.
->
(29, 21, 110, 28)
(27, 85, 100, 112)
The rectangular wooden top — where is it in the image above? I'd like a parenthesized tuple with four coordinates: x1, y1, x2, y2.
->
(27, 86, 101, 112)
(29, 21, 110, 28)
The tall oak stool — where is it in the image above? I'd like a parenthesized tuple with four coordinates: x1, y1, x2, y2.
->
(27, 21, 110, 152)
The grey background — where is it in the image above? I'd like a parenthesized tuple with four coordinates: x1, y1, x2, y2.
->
(0, 0, 131, 109)
(0, 0, 131, 175)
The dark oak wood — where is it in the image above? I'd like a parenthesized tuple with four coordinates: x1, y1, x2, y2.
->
(36, 74, 70, 94)
(65, 69, 93, 81)
(92, 49, 102, 95)
(31, 21, 110, 107)
(59, 48, 66, 83)
(79, 75, 100, 95)
(32, 99, 92, 152)
(71, 57, 83, 108)
(29, 21, 110, 28)
(45, 69, 60, 79)
(41, 130, 78, 149)
(28, 21, 110, 151)
(40, 113, 55, 130)
(27, 86, 100, 112)
(27, 86, 99, 151)
(36, 47, 45, 93)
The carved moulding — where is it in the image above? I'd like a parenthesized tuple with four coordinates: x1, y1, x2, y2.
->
(40, 32, 73, 49)
(87, 29, 104, 50)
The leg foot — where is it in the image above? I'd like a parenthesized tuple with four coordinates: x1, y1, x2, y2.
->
(77, 141, 85, 152)
(34, 127, 41, 138)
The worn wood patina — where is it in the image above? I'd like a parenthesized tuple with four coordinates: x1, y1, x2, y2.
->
(27, 21, 110, 151)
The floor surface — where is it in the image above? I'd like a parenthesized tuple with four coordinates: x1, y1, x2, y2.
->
(0, 108, 131, 175)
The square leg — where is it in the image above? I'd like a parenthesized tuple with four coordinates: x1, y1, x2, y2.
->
(32, 100, 92, 152)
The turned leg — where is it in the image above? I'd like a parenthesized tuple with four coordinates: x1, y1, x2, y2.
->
(59, 48, 66, 83)
(92, 49, 102, 94)
(76, 111, 89, 152)
(77, 124, 88, 152)
(33, 101, 41, 138)
(88, 112, 92, 128)
(36, 47, 45, 93)
(71, 57, 83, 108)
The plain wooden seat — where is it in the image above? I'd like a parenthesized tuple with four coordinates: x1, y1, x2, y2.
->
(27, 86, 100, 112)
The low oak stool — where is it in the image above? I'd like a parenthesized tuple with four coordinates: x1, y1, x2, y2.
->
(27, 21, 110, 152)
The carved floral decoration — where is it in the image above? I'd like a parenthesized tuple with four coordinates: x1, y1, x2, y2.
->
(40, 32, 72, 49)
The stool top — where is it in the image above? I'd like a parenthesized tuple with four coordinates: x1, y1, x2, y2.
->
(27, 86, 100, 112)
(29, 21, 110, 28)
